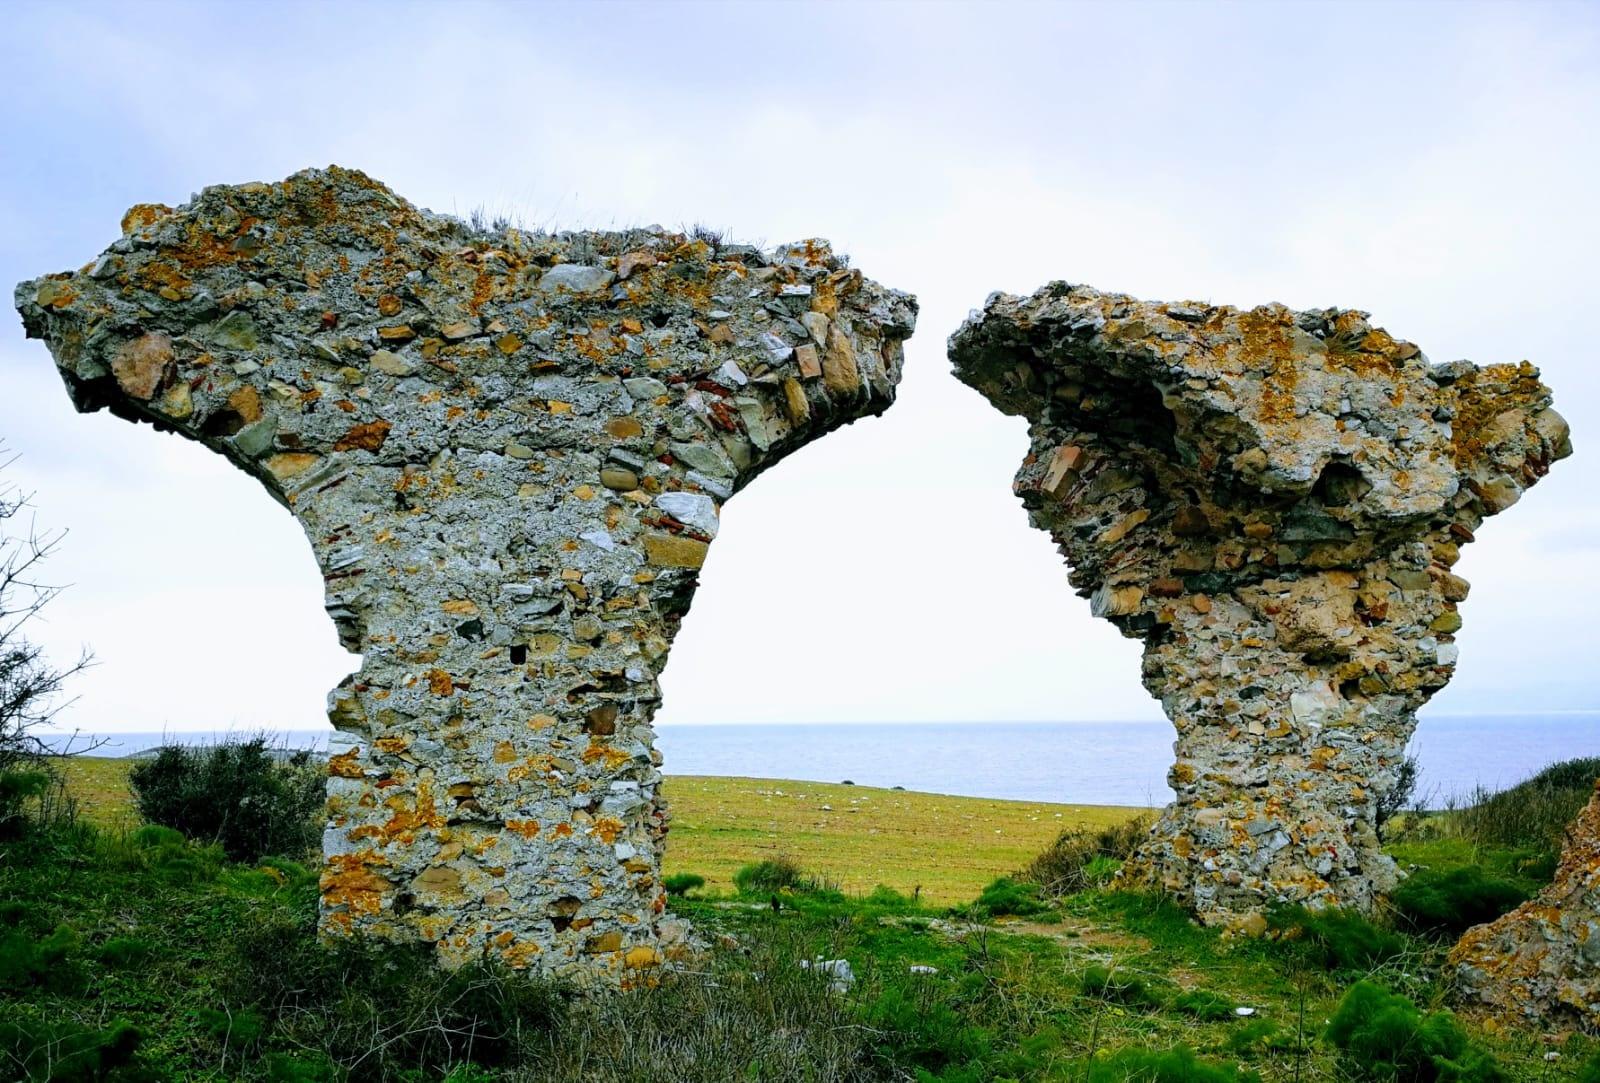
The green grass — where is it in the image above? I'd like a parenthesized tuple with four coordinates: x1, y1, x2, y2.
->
(14, 757, 1595, 1080)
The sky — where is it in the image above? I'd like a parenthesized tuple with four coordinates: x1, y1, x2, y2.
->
(1, 0, 1597, 736)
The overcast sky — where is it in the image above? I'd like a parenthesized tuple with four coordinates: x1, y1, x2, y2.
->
(3, 0, 1597, 736)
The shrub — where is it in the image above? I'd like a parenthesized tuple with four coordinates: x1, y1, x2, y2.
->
(0, 924, 86, 995)
(1076, 963, 1166, 1010)
(1325, 981, 1505, 1082)
(1268, 905, 1405, 971)
(733, 856, 815, 896)
(96, 937, 154, 969)
(1454, 756, 1600, 856)
(223, 908, 566, 1078)
(663, 872, 705, 896)
(0, 1019, 145, 1082)
(1578, 1052, 1600, 1083)
(1082, 1045, 1261, 1082)
(974, 876, 1048, 917)
(128, 738, 322, 863)
(1172, 987, 1236, 1021)
(1389, 866, 1528, 936)
(1376, 755, 1420, 837)
(1021, 812, 1154, 895)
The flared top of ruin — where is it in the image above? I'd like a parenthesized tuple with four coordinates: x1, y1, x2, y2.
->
(15, 165, 919, 506)
(949, 282, 1570, 531)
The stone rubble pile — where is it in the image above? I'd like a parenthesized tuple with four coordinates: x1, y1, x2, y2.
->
(16, 167, 916, 983)
(949, 282, 1570, 928)
(1450, 781, 1600, 1024)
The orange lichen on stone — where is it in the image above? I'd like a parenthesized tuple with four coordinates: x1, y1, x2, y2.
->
(333, 419, 393, 452)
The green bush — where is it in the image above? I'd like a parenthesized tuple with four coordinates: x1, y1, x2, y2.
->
(1268, 905, 1405, 971)
(1172, 987, 1236, 1021)
(1020, 812, 1154, 895)
(96, 937, 153, 969)
(1578, 1052, 1600, 1083)
(0, 924, 86, 995)
(1076, 963, 1166, 1010)
(974, 876, 1048, 917)
(0, 1019, 146, 1082)
(733, 855, 816, 895)
(128, 738, 322, 863)
(1390, 866, 1528, 936)
(0, 768, 51, 839)
(663, 872, 705, 896)
(1082, 1045, 1261, 1082)
(1325, 981, 1505, 1082)
(223, 908, 566, 1078)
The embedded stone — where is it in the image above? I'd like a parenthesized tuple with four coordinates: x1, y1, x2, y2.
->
(950, 282, 1569, 923)
(16, 166, 916, 984)
(110, 332, 174, 400)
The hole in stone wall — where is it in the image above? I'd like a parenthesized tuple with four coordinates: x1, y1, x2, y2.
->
(1312, 461, 1372, 507)
(200, 406, 248, 438)
(509, 644, 528, 665)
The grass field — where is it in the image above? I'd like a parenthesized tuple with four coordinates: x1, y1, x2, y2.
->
(16, 754, 1595, 1080)
(58, 757, 1148, 905)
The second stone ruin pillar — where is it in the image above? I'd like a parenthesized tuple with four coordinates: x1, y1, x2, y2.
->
(950, 283, 1568, 928)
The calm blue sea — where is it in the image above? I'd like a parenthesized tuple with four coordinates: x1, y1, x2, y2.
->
(39, 713, 1599, 809)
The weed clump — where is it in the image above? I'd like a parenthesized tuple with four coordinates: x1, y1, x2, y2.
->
(225, 908, 566, 1078)
(0, 1018, 146, 1082)
(1268, 905, 1405, 971)
(663, 872, 705, 896)
(1021, 812, 1154, 895)
(734, 855, 817, 896)
(973, 876, 1048, 917)
(1171, 987, 1236, 1021)
(128, 738, 322, 863)
(1389, 866, 1528, 936)
(1076, 963, 1166, 1010)
(1325, 981, 1505, 1082)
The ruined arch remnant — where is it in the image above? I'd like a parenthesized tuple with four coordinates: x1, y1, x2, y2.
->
(950, 283, 1569, 928)
(17, 168, 916, 982)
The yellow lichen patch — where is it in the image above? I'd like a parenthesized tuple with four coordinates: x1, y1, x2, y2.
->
(591, 817, 626, 844)
(328, 748, 364, 778)
(442, 599, 480, 616)
(425, 669, 455, 696)
(120, 202, 173, 234)
(623, 945, 661, 969)
(321, 853, 393, 916)
(581, 741, 631, 770)
(505, 819, 541, 839)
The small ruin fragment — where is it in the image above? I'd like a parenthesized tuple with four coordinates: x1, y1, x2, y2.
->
(950, 283, 1569, 926)
(1450, 781, 1600, 1024)
(16, 168, 916, 981)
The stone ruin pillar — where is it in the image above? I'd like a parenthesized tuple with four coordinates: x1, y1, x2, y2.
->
(950, 283, 1569, 927)
(16, 167, 916, 982)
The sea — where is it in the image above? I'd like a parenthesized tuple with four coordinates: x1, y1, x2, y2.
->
(39, 713, 1599, 809)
